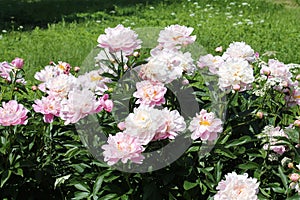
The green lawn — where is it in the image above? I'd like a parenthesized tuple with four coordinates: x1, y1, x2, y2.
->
(0, 0, 300, 82)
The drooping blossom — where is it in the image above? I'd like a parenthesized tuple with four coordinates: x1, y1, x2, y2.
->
(188, 109, 223, 141)
(261, 125, 288, 155)
(133, 80, 167, 107)
(124, 106, 165, 145)
(285, 88, 300, 106)
(157, 24, 196, 49)
(59, 89, 103, 125)
(0, 60, 26, 84)
(32, 95, 61, 123)
(152, 108, 186, 140)
(102, 132, 145, 166)
(139, 49, 186, 83)
(98, 94, 114, 112)
(95, 49, 129, 76)
(0, 61, 13, 81)
(197, 54, 224, 74)
(97, 24, 142, 55)
(218, 57, 254, 91)
(11, 57, 24, 69)
(222, 41, 255, 62)
(214, 172, 259, 200)
(77, 70, 111, 96)
(0, 100, 29, 126)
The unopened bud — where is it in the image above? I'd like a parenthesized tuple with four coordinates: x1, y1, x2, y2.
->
(74, 66, 80, 72)
(289, 173, 300, 182)
(31, 85, 38, 91)
(256, 111, 264, 119)
(288, 162, 294, 169)
(133, 51, 140, 57)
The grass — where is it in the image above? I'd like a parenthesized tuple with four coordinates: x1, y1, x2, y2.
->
(0, 0, 300, 82)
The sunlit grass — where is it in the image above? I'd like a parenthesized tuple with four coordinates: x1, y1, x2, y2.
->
(0, 0, 299, 82)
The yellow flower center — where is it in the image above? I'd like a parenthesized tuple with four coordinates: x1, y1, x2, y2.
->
(90, 75, 103, 82)
(199, 120, 211, 126)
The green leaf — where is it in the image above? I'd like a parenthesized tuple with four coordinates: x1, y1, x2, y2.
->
(93, 175, 104, 199)
(99, 194, 118, 200)
(74, 183, 90, 192)
(225, 136, 252, 148)
(238, 162, 259, 170)
(183, 181, 198, 190)
(278, 166, 288, 190)
(0, 170, 12, 188)
(72, 191, 90, 200)
(214, 148, 237, 159)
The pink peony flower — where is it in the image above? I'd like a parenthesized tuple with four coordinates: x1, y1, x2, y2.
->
(289, 173, 300, 182)
(197, 54, 224, 74)
(188, 109, 223, 141)
(56, 61, 71, 75)
(152, 108, 186, 140)
(97, 24, 142, 55)
(77, 70, 111, 96)
(157, 24, 196, 49)
(0, 61, 13, 81)
(101, 132, 145, 165)
(45, 74, 76, 98)
(98, 94, 114, 112)
(32, 95, 61, 123)
(214, 172, 259, 200)
(261, 125, 288, 155)
(59, 89, 102, 125)
(0, 100, 29, 126)
(11, 57, 24, 69)
(133, 80, 167, 107)
(124, 106, 165, 145)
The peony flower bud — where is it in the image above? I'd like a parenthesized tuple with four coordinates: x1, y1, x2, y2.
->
(256, 111, 264, 119)
(289, 173, 300, 182)
(11, 57, 24, 69)
(31, 85, 38, 91)
(215, 46, 223, 52)
(288, 162, 294, 169)
(294, 120, 300, 127)
(74, 66, 80, 72)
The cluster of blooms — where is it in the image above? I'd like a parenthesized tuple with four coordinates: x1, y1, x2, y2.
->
(258, 125, 289, 155)
(198, 41, 257, 92)
(98, 24, 223, 166)
(214, 172, 259, 200)
(33, 61, 113, 124)
(0, 57, 26, 84)
(258, 59, 300, 106)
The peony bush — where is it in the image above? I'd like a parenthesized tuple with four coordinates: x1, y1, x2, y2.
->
(0, 24, 300, 199)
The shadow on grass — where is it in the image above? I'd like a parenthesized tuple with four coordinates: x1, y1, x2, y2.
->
(0, 0, 160, 31)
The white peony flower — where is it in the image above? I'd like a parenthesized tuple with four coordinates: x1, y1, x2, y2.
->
(214, 172, 259, 200)
(222, 41, 255, 62)
(218, 57, 254, 91)
(124, 106, 165, 145)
